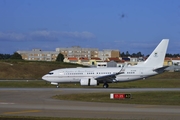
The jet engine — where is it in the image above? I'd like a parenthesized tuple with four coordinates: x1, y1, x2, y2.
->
(51, 82, 58, 85)
(80, 78, 98, 86)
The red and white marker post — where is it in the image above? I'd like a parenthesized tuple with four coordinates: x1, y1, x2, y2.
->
(110, 93, 131, 99)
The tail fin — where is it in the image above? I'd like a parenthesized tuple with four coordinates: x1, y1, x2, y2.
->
(136, 39, 169, 67)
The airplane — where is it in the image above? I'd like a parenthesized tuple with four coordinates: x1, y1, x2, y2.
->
(42, 39, 169, 88)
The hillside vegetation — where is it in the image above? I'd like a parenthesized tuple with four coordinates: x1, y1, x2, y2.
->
(0, 60, 84, 80)
(0, 60, 180, 80)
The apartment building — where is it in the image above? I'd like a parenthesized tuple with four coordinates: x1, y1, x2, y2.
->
(17, 49, 59, 61)
(17, 47, 121, 62)
(98, 49, 120, 61)
(56, 46, 99, 58)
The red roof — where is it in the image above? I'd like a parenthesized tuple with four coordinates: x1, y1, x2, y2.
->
(171, 57, 180, 60)
(164, 57, 180, 60)
(68, 57, 78, 61)
(91, 57, 101, 60)
(107, 57, 123, 62)
(164, 57, 171, 60)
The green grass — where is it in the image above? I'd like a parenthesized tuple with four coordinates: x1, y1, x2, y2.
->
(0, 79, 180, 88)
(0, 78, 180, 88)
(53, 91, 180, 106)
(0, 60, 84, 80)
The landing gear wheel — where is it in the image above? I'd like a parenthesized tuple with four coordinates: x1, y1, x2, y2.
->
(103, 83, 109, 88)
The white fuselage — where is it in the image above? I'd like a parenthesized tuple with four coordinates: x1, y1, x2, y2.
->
(42, 66, 158, 83)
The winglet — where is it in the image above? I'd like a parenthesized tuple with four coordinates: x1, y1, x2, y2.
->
(116, 63, 127, 75)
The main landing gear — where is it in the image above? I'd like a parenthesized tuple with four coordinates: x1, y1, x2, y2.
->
(56, 83, 59, 88)
(103, 83, 109, 88)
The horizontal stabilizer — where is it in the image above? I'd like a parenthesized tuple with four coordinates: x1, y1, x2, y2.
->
(153, 66, 169, 72)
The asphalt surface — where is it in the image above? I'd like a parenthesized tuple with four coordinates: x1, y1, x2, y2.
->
(1, 88, 180, 120)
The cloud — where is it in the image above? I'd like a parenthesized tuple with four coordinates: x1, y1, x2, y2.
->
(130, 42, 156, 48)
(0, 32, 25, 41)
(0, 30, 96, 41)
(59, 31, 96, 39)
(113, 40, 156, 48)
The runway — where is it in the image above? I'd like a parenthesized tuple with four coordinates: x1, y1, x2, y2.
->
(1, 88, 180, 119)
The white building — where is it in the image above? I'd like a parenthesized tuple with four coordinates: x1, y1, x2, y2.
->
(56, 46, 98, 58)
(98, 49, 120, 61)
(17, 49, 59, 61)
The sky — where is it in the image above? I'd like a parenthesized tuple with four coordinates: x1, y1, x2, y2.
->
(0, 0, 180, 55)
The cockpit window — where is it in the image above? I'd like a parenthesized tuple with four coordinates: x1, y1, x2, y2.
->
(48, 72, 53, 75)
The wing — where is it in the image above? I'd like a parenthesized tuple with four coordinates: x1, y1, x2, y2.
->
(95, 72, 124, 83)
(95, 63, 127, 83)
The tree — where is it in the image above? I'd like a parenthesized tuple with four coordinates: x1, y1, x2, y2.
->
(10, 52, 22, 60)
(131, 53, 136, 57)
(125, 51, 130, 57)
(137, 52, 143, 57)
(56, 53, 64, 62)
(120, 52, 125, 57)
(0, 54, 11, 59)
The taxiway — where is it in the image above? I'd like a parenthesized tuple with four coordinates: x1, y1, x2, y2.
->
(0, 88, 180, 119)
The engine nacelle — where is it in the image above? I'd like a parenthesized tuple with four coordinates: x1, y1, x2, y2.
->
(80, 78, 98, 86)
(51, 82, 58, 85)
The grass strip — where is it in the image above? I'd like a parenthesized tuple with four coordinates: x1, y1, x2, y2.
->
(53, 91, 180, 106)
(0, 78, 180, 88)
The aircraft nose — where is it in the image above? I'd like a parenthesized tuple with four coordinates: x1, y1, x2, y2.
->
(42, 75, 47, 80)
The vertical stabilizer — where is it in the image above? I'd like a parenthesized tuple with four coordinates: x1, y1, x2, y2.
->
(136, 39, 169, 67)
